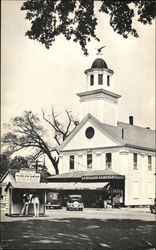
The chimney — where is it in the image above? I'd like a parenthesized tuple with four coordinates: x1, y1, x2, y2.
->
(129, 116, 133, 125)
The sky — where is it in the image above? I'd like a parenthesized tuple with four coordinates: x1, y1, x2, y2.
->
(1, 1, 155, 134)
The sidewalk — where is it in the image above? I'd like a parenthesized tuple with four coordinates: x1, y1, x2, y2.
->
(84, 207, 150, 213)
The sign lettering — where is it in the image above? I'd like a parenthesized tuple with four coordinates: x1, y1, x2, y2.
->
(81, 175, 125, 180)
(15, 170, 40, 183)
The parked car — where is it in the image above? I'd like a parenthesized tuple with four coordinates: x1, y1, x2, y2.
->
(66, 195, 84, 211)
(46, 192, 61, 209)
(150, 198, 156, 214)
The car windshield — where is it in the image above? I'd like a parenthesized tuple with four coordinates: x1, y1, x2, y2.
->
(69, 197, 82, 202)
(48, 193, 59, 200)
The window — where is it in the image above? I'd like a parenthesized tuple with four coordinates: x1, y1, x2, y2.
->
(85, 127, 95, 139)
(106, 153, 112, 169)
(69, 155, 74, 170)
(148, 155, 152, 171)
(87, 154, 92, 168)
(133, 153, 137, 169)
(90, 75, 94, 86)
(98, 74, 103, 85)
(107, 75, 110, 86)
(121, 128, 124, 139)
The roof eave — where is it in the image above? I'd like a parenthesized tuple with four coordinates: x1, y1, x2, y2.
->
(124, 144, 156, 152)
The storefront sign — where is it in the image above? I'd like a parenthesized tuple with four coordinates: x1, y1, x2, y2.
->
(15, 170, 40, 183)
(81, 175, 125, 180)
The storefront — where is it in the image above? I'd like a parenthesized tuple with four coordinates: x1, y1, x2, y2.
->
(47, 170, 125, 208)
(4, 169, 48, 216)
(5, 181, 48, 216)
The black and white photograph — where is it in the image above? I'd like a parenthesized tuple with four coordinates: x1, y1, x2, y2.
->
(1, 1, 156, 249)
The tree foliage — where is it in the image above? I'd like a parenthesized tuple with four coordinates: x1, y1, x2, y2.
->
(21, 0, 156, 55)
(0, 154, 29, 179)
(2, 110, 78, 174)
(0, 153, 50, 182)
(8, 156, 29, 170)
(0, 154, 10, 179)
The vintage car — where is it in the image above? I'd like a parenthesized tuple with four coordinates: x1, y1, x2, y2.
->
(66, 195, 84, 211)
(46, 192, 61, 209)
(150, 199, 156, 214)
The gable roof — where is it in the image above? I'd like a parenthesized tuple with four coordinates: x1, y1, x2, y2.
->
(116, 122, 155, 150)
(59, 113, 122, 151)
(0, 169, 19, 183)
(59, 113, 155, 152)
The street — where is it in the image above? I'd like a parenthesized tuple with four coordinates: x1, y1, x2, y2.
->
(1, 208, 156, 250)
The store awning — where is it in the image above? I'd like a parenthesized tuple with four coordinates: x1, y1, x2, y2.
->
(5, 181, 109, 191)
(47, 182, 109, 190)
(47, 182, 76, 190)
(74, 182, 109, 190)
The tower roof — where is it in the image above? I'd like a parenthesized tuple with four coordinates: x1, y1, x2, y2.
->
(91, 58, 108, 69)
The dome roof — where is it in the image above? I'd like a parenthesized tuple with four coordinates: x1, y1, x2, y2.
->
(91, 58, 108, 69)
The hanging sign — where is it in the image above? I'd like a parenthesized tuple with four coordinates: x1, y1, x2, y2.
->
(15, 170, 40, 183)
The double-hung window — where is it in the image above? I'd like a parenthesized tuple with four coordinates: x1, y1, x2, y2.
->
(148, 155, 152, 171)
(106, 153, 112, 169)
(69, 155, 74, 170)
(133, 153, 137, 169)
(87, 154, 92, 168)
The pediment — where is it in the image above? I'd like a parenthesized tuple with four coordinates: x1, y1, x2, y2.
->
(59, 114, 121, 151)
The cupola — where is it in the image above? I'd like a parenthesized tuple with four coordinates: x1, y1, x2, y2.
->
(91, 58, 108, 69)
(84, 57, 114, 91)
(77, 56, 121, 126)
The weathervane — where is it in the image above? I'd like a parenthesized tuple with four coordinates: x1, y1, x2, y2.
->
(95, 45, 106, 56)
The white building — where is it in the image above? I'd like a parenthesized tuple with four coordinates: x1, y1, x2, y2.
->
(48, 56, 155, 207)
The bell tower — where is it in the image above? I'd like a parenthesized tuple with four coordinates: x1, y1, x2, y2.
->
(77, 56, 121, 126)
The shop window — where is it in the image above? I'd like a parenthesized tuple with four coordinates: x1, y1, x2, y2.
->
(90, 75, 94, 86)
(107, 75, 110, 86)
(87, 154, 92, 168)
(106, 153, 112, 169)
(148, 155, 152, 171)
(98, 74, 103, 85)
(69, 155, 75, 170)
(133, 153, 137, 169)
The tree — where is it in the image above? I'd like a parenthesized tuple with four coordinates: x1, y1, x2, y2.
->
(9, 156, 29, 170)
(0, 154, 29, 179)
(2, 110, 78, 175)
(21, 0, 156, 55)
(0, 154, 10, 179)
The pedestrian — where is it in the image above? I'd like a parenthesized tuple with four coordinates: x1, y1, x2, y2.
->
(20, 193, 30, 216)
(32, 194, 40, 217)
(103, 199, 107, 209)
(107, 196, 112, 209)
